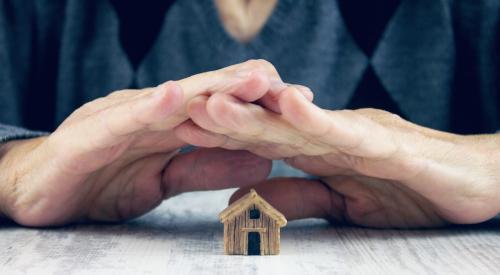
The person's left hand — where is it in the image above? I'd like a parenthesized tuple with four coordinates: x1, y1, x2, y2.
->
(0, 60, 317, 227)
(175, 86, 500, 228)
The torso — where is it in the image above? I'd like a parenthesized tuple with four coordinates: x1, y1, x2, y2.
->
(1, 0, 498, 135)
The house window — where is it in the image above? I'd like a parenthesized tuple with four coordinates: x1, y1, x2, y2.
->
(249, 209, 260, 219)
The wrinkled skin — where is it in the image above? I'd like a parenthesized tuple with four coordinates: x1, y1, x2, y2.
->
(176, 85, 500, 228)
(1, 59, 498, 229)
(0, 60, 315, 227)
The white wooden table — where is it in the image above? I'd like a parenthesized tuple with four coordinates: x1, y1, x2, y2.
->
(1, 190, 500, 275)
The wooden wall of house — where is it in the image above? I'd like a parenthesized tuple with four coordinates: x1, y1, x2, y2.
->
(223, 204, 281, 255)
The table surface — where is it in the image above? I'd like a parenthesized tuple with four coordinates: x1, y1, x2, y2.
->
(1, 189, 500, 275)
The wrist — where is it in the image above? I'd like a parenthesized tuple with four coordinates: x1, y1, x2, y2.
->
(461, 134, 500, 215)
(411, 131, 500, 223)
(0, 137, 47, 220)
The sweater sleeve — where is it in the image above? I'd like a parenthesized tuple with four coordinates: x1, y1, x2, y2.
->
(0, 1, 51, 143)
(452, 0, 500, 133)
(0, 124, 48, 144)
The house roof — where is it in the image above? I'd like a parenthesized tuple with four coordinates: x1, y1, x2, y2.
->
(219, 189, 287, 227)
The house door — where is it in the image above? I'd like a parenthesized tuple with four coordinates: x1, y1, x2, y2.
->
(247, 232, 261, 255)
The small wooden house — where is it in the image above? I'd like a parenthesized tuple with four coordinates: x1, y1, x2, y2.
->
(219, 189, 287, 255)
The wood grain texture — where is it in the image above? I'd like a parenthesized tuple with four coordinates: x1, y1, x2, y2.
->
(1, 189, 500, 275)
(221, 190, 285, 255)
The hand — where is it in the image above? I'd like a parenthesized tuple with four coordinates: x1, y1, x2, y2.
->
(176, 86, 500, 228)
(0, 60, 313, 227)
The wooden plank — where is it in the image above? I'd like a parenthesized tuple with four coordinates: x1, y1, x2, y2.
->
(1, 190, 500, 274)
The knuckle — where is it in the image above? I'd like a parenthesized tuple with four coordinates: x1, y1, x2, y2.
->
(203, 70, 217, 79)
(246, 124, 266, 139)
(295, 84, 312, 93)
(388, 113, 403, 122)
(245, 59, 276, 71)
(73, 97, 113, 118)
(107, 89, 129, 98)
(78, 98, 104, 112)
(357, 108, 403, 123)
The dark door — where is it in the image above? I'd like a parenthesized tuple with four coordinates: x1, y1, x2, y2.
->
(247, 232, 261, 255)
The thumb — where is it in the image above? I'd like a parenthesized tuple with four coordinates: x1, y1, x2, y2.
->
(229, 178, 347, 223)
(162, 148, 272, 198)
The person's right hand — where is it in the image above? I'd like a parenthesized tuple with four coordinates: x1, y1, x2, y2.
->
(0, 60, 309, 227)
(178, 85, 500, 228)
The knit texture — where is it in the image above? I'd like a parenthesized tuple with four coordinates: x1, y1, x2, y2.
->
(0, 0, 499, 177)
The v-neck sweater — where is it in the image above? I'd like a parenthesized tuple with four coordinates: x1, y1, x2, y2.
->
(0, 0, 499, 176)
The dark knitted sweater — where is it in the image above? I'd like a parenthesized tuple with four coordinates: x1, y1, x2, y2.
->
(0, 0, 499, 175)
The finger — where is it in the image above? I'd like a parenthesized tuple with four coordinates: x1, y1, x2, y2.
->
(292, 85, 314, 102)
(174, 120, 249, 150)
(61, 89, 145, 125)
(178, 60, 271, 102)
(187, 94, 301, 158)
(205, 93, 327, 154)
(174, 119, 298, 159)
(156, 68, 278, 130)
(323, 176, 446, 228)
(162, 148, 272, 197)
(279, 87, 398, 158)
(178, 59, 290, 112)
(207, 93, 288, 140)
(70, 60, 286, 130)
(86, 151, 180, 222)
(54, 81, 183, 153)
(254, 80, 287, 113)
(186, 95, 278, 152)
(187, 95, 268, 151)
(187, 95, 231, 135)
(74, 60, 288, 132)
(223, 59, 283, 81)
(256, 82, 314, 113)
(229, 178, 346, 223)
(174, 120, 228, 148)
(181, 70, 270, 102)
(178, 59, 316, 114)
(72, 68, 271, 127)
